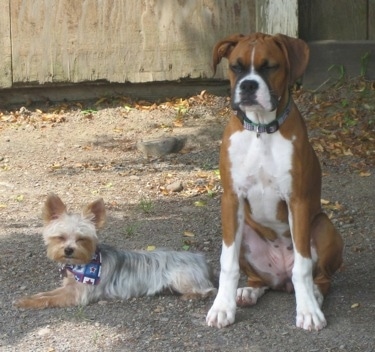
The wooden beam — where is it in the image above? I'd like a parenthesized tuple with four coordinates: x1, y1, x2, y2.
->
(0, 0, 12, 88)
(256, 0, 298, 36)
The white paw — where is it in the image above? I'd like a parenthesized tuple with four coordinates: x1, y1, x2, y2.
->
(206, 299, 236, 328)
(296, 306, 327, 331)
(236, 287, 267, 306)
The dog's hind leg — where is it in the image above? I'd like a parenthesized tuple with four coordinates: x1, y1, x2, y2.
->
(168, 269, 217, 299)
(312, 213, 343, 298)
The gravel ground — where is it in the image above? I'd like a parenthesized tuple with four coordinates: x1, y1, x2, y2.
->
(0, 86, 374, 352)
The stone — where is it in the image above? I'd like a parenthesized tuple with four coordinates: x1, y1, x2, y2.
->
(166, 181, 183, 192)
(137, 136, 186, 157)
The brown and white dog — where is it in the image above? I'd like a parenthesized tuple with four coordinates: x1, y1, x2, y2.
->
(206, 33, 343, 331)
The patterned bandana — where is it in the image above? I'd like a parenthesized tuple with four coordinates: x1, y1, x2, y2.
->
(61, 249, 102, 285)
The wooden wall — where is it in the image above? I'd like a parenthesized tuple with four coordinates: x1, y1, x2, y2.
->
(0, 0, 302, 90)
(299, 0, 374, 40)
(0, 0, 11, 87)
(298, 0, 375, 88)
(1, 0, 259, 88)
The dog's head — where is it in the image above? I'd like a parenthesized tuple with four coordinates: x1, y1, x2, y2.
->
(42, 194, 106, 265)
(213, 33, 309, 114)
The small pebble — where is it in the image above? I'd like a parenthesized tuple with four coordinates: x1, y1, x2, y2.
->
(166, 181, 183, 192)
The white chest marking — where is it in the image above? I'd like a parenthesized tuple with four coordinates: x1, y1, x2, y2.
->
(228, 130, 293, 233)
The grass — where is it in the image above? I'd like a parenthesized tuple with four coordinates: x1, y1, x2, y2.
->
(123, 222, 139, 237)
(139, 197, 153, 213)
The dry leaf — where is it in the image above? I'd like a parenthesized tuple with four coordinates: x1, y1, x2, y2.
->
(183, 231, 195, 237)
(95, 97, 108, 105)
(351, 303, 360, 309)
(321, 199, 330, 205)
(359, 171, 371, 177)
(146, 245, 156, 251)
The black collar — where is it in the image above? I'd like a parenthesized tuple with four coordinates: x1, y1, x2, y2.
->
(235, 94, 292, 134)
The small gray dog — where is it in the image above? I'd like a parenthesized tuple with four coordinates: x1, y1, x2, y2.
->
(14, 194, 216, 309)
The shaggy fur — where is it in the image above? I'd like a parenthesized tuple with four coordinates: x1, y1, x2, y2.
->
(14, 194, 216, 309)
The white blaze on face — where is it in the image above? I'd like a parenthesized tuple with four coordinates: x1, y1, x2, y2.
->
(233, 45, 274, 115)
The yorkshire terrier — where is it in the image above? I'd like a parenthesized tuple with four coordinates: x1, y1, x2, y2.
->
(14, 194, 216, 309)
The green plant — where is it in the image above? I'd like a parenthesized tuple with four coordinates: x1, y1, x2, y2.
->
(81, 109, 97, 115)
(343, 111, 357, 127)
(206, 189, 216, 198)
(328, 64, 346, 85)
(360, 52, 370, 77)
(341, 98, 349, 108)
(74, 305, 88, 321)
(139, 197, 153, 213)
(123, 222, 139, 237)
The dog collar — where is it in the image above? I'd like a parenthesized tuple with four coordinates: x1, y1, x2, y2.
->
(235, 94, 292, 134)
(60, 248, 102, 285)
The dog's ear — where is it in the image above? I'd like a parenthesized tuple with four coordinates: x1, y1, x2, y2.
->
(274, 34, 309, 85)
(43, 193, 67, 224)
(84, 198, 106, 229)
(212, 34, 244, 75)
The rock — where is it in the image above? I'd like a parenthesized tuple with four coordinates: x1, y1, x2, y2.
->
(166, 181, 183, 192)
(37, 327, 51, 336)
(137, 136, 186, 157)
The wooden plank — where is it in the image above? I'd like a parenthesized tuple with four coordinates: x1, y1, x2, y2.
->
(299, 0, 367, 40)
(256, 0, 298, 36)
(0, 0, 12, 88)
(303, 41, 375, 89)
(369, 0, 375, 39)
(10, 0, 256, 85)
(0, 79, 230, 106)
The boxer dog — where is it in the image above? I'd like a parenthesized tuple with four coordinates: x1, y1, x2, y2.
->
(206, 33, 343, 331)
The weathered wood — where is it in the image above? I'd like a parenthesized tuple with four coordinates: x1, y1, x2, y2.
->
(369, 0, 375, 40)
(303, 41, 375, 89)
(0, 0, 12, 88)
(299, 0, 368, 40)
(256, 0, 298, 36)
(0, 79, 230, 106)
(9, 0, 256, 85)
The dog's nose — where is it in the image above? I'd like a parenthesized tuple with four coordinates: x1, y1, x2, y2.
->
(64, 247, 74, 256)
(240, 80, 259, 93)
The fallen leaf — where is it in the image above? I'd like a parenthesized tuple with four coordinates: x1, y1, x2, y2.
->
(95, 97, 108, 105)
(182, 245, 190, 251)
(146, 245, 156, 251)
(359, 171, 371, 177)
(194, 200, 206, 207)
(321, 199, 330, 205)
(15, 195, 24, 202)
(183, 231, 195, 237)
(351, 303, 360, 309)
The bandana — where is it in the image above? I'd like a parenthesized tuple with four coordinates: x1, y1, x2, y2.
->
(61, 249, 102, 285)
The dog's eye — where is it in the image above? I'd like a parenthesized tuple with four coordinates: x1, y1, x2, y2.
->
(55, 235, 65, 241)
(260, 61, 279, 72)
(230, 64, 244, 74)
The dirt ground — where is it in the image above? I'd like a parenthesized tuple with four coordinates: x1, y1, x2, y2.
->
(0, 82, 374, 352)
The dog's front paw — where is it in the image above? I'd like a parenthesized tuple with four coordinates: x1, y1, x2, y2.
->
(206, 299, 236, 328)
(13, 297, 30, 309)
(296, 307, 327, 331)
(236, 287, 267, 306)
